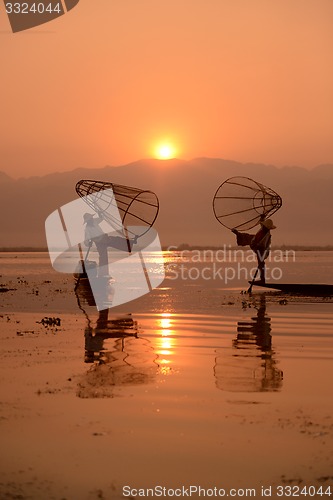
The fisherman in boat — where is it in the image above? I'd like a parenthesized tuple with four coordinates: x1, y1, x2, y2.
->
(83, 212, 138, 274)
(232, 218, 276, 284)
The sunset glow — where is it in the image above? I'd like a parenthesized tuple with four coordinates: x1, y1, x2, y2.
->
(2, 1, 332, 177)
(155, 143, 177, 160)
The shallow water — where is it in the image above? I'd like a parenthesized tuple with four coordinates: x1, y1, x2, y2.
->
(0, 252, 333, 498)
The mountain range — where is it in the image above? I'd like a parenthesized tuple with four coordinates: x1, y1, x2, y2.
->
(1, 158, 332, 248)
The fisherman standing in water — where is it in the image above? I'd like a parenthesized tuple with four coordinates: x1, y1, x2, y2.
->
(232, 218, 276, 284)
(83, 212, 138, 274)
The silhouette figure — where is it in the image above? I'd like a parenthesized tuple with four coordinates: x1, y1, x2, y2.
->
(232, 218, 276, 283)
(83, 212, 138, 275)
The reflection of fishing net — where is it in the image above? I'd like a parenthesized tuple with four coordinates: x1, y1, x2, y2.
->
(213, 176, 282, 231)
(214, 354, 283, 392)
(76, 180, 159, 238)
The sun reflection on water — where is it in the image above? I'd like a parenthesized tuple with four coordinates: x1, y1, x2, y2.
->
(155, 313, 177, 373)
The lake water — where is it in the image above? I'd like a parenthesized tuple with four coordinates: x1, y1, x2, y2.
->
(0, 251, 333, 499)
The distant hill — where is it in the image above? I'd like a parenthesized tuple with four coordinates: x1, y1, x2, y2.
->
(0, 158, 332, 247)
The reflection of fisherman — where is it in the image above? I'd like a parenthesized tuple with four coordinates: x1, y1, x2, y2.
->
(232, 218, 276, 284)
(234, 294, 283, 392)
(84, 309, 137, 364)
(214, 294, 283, 393)
(83, 212, 138, 270)
(75, 305, 157, 398)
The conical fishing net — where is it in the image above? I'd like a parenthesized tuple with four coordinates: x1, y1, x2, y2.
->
(213, 176, 282, 231)
(76, 180, 159, 238)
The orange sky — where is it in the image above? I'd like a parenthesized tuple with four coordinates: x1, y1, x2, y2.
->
(1, 0, 333, 178)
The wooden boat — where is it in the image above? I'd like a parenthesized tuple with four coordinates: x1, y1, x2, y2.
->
(249, 282, 333, 295)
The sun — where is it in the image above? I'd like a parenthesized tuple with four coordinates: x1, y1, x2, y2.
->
(155, 142, 177, 160)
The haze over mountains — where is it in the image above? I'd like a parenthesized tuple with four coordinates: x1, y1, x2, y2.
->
(1, 158, 332, 248)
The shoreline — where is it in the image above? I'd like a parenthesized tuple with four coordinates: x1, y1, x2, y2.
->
(1, 245, 333, 252)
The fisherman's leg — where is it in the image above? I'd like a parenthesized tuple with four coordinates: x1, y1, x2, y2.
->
(256, 252, 266, 283)
(258, 260, 266, 283)
(95, 241, 109, 272)
(105, 234, 131, 252)
(232, 230, 253, 247)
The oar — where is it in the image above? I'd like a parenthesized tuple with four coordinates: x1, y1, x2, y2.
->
(74, 241, 92, 291)
(247, 266, 259, 293)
